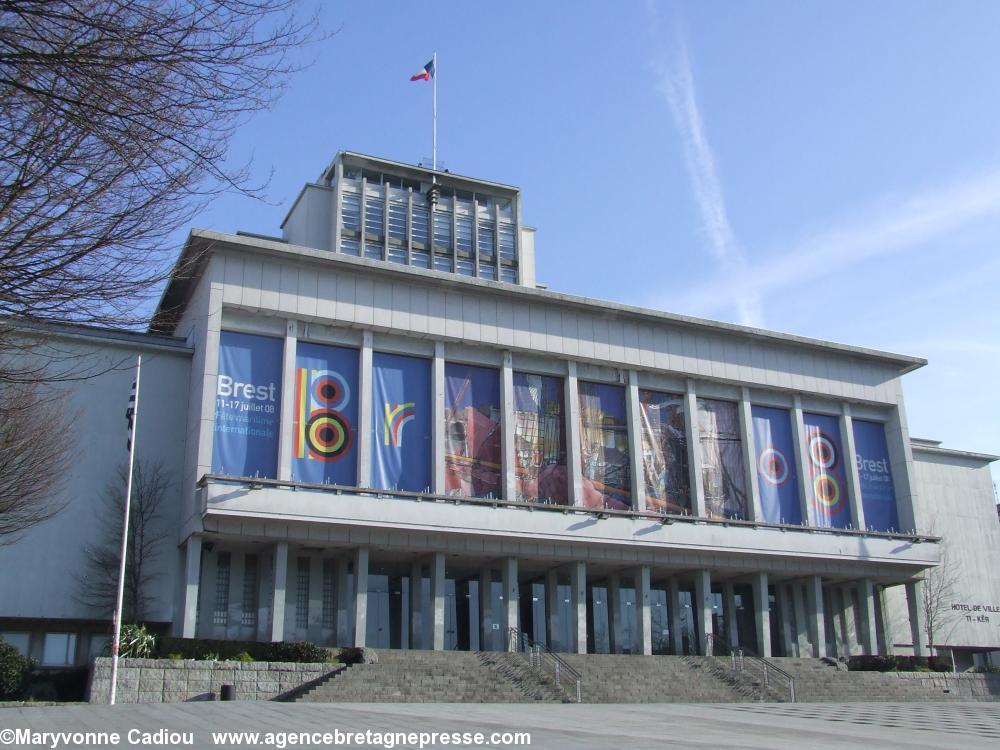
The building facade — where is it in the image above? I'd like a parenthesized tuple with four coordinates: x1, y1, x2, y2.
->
(1, 153, 996, 668)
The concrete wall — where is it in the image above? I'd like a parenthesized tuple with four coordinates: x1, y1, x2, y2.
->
(87, 657, 336, 704)
(0, 331, 191, 628)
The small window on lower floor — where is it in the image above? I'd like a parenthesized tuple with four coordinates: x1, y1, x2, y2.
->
(0, 632, 30, 657)
(42, 633, 77, 666)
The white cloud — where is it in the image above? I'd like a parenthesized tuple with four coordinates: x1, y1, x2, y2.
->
(653, 31, 762, 326)
(676, 168, 1000, 318)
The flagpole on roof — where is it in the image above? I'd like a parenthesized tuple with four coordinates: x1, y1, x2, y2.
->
(109, 354, 141, 705)
(432, 51, 438, 175)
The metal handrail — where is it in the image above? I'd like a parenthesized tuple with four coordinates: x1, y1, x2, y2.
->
(734, 648, 796, 703)
(507, 627, 582, 703)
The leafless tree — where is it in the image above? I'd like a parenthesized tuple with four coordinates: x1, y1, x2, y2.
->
(0, 0, 323, 331)
(921, 545, 963, 656)
(0, 382, 68, 542)
(76, 461, 169, 621)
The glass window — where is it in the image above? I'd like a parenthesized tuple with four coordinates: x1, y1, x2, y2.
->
(296, 558, 310, 630)
(42, 633, 77, 666)
(500, 267, 517, 284)
(242, 554, 258, 627)
(434, 254, 452, 273)
(456, 215, 473, 253)
(639, 390, 690, 513)
(513, 372, 567, 504)
(478, 220, 495, 258)
(322, 559, 336, 629)
(432, 211, 452, 248)
(339, 237, 360, 256)
(364, 237, 383, 260)
(341, 192, 360, 232)
(0, 632, 29, 657)
(411, 250, 430, 269)
(498, 224, 516, 262)
(578, 381, 631, 510)
(411, 204, 429, 246)
(387, 244, 406, 265)
(388, 201, 407, 241)
(697, 398, 748, 519)
(364, 194, 384, 237)
(479, 264, 497, 281)
(214, 552, 231, 626)
(456, 258, 474, 276)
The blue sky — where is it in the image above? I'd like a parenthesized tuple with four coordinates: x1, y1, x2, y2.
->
(186, 1, 1000, 490)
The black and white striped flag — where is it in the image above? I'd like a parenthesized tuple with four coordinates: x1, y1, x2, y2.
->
(125, 378, 137, 452)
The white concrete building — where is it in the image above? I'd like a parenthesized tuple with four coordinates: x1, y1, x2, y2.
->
(1, 152, 996, 669)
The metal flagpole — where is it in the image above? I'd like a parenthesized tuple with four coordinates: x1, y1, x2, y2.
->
(109, 354, 142, 705)
(432, 51, 437, 173)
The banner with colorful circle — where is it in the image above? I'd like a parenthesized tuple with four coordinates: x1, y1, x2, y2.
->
(292, 341, 359, 485)
(751, 406, 801, 524)
(802, 412, 850, 528)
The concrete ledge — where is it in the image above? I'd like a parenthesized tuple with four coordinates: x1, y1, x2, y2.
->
(87, 658, 339, 704)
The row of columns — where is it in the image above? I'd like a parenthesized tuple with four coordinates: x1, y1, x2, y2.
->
(179, 538, 927, 658)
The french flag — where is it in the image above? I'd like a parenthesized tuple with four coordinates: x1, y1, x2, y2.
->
(410, 59, 435, 81)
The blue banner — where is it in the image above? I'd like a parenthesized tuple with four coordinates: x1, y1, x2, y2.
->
(292, 342, 358, 485)
(578, 381, 631, 510)
(445, 364, 502, 498)
(371, 352, 432, 492)
(802, 412, 850, 528)
(212, 331, 282, 478)
(853, 420, 899, 532)
(751, 406, 801, 525)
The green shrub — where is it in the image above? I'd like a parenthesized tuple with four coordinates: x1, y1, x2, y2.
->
(0, 637, 34, 700)
(201, 652, 220, 661)
(166, 653, 184, 661)
(231, 652, 254, 663)
(113, 624, 156, 659)
(156, 637, 334, 663)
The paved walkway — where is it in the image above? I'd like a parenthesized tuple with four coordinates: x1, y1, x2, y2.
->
(1, 701, 999, 749)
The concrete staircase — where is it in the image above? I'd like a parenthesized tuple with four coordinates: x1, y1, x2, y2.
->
(558, 654, 748, 703)
(293, 649, 563, 703)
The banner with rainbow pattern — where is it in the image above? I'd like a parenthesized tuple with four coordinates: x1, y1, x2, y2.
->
(802, 412, 850, 528)
(371, 352, 431, 492)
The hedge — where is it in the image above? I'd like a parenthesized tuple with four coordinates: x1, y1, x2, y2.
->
(156, 637, 334, 663)
(847, 654, 953, 672)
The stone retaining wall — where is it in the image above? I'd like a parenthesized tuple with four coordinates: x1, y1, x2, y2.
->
(87, 658, 340, 704)
(892, 671, 1000, 699)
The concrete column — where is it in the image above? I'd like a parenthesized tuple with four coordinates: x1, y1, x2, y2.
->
(637, 566, 653, 656)
(842, 586, 860, 656)
(410, 561, 425, 650)
(906, 581, 928, 657)
(352, 547, 369, 647)
(694, 569, 712, 655)
(270, 542, 289, 642)
(500, 352, 517, 502)
(668, 578, 684, 655)
(806, 575, 827, 658)
(723, 581, 739, 648)
(501, 557, 519, 641)
(277, 320, 297, 481)
(570, 562, 587, 654)
(751, 572, 772, 657)
(432, 341, 446, 495)
(430, 552, 446, 651)
(840, 405, 867, 531)
(357, 330, 374, 487)
(829, 588, 849, 657)
(777, 584, 796, 656)
(791, 396, 813, 526)
(739, 388, 763, 522)
(227, 552, 246, 639)
(685, 380, 707, 517)
(545, 570, 559, 651)
(181, 535, 202, 638)
(480, 567, 495, 651)
(885, 397, 918, 533)
(626, 370, 646, 511)
(607, 574, 622, 654)
(565, 361, 584, 506)
(792, 582, 810, 657)
(857, 578, 879, 655)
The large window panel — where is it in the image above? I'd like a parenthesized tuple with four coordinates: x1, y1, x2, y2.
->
(638, 389, 690, 513)
(802, 412, 851, 528)
(371, 353, 432, 492)
(578, 381, 631, 510)
(212, 332, 282, 479)
(751, 406, 802, 525)
(852, 420, 900, 532)
(292, 341, 359, 485)
(444, 363, 502, 499)
(697, 398, 748, 519)
(513, 372, 567, 505)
